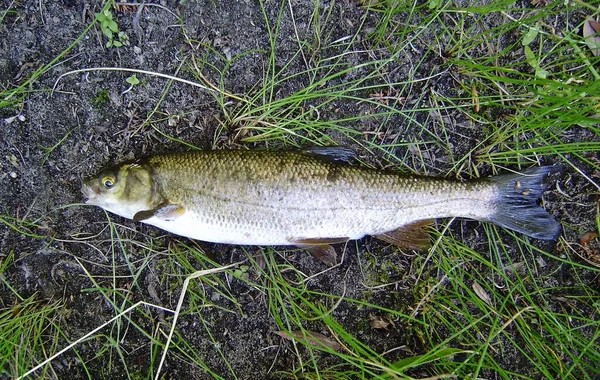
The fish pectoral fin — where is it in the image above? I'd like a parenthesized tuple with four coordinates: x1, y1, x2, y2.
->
(301, 147, 358, 163)
(374, 220, 433, 251)
(133, 202, 185, 222)
(297, 244, 338, 266)
(133, 209, 155, 222)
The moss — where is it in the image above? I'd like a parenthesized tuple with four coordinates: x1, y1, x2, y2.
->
(92, 89, 110, 106)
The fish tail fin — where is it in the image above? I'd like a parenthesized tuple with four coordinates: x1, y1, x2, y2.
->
(487, 166, 562, 240)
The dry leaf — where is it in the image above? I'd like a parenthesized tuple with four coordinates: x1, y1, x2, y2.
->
(504, 261, 525, 275)
(472, 281, 492, 306)
(583, 17, 600, 56)
(369, 315, 395, 330)
(580, 231, 598, 246)
(12, 299, 22, 317)
(535, 256, 547, 269)
(275, 330, 341, 351)
(471, 84, 479, 113)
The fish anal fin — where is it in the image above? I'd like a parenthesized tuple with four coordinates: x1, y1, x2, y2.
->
(133, 202, 185, 222)
(374, 220, 433, 251)
(299, 245, 337, 266)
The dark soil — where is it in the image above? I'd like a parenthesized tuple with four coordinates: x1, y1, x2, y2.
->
(1, 1, 599, 379)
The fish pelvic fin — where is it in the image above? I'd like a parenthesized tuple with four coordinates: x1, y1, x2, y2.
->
(488, 165, 562, 240)
(300, 245, 338, 266)
(292, 237, 349, 266)
(375, 220, 433, 251)
(292, 237, 350, 245)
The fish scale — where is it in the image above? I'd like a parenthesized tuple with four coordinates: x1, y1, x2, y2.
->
(148, 151, 482, 241)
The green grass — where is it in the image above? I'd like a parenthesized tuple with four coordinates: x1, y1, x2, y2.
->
(2, 0, 600, 379)
(0, 250, 66, 379)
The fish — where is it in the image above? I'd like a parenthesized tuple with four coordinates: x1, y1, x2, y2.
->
(81, 148, 561, 264)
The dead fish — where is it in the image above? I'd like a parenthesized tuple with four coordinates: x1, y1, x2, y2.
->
(81, 148, 561, 264)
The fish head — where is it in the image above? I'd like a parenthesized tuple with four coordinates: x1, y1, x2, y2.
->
(82, 162, 154, 220)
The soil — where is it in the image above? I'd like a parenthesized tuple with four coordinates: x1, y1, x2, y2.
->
(1, 1, 599, 379)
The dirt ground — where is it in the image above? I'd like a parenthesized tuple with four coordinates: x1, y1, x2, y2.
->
(1, 0, 599, 379)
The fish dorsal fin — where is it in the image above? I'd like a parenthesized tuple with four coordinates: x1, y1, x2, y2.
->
(374, 220, 433, 251)
(133, 202, 185, 222)
(301, 147, 358, 163)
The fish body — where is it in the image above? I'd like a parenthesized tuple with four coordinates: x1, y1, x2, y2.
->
(82, 149, 561, 249)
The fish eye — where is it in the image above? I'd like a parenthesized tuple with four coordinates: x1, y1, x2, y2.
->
(102, 176, 115, 189)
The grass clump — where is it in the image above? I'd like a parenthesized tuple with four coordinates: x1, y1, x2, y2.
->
(0, 250, 66, 379)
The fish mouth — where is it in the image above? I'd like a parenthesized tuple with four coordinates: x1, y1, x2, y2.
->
(81, 183, 96, 204)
